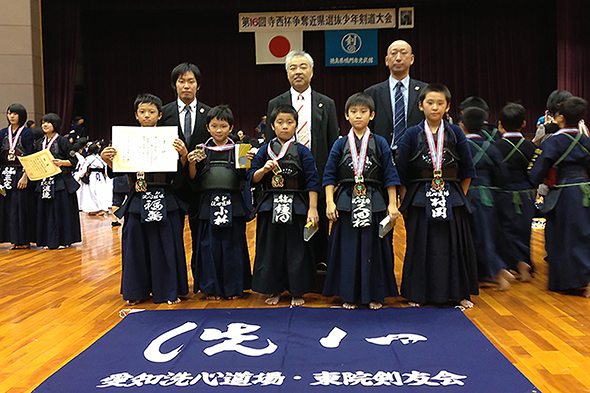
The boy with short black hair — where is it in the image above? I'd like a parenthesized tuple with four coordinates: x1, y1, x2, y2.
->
(187, 105, 251, 300)
(397, 83, 478, 308)
(248, 104, 320, 307)
(322, 92, 400, 310)
(494, 102, 537, 283)
(101, 93, 189, 305)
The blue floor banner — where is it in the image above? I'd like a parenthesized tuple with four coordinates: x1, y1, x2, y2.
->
(34, 307, 539, 392)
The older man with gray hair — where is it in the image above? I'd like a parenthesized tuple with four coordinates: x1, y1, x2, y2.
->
(263, 50, 339, 272)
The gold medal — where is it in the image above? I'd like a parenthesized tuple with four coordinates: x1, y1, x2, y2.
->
(195, 145, 206, 160)
(271, 166, 284, 188)
(135, 172, 147, 192)
(353, 175, 367, 197)
(7, 149, 15, 161)
(431, 170, 445, 191)
(353, 182, 367, 197)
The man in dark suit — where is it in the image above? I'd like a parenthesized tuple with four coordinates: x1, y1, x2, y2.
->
(365, 40, 427, 153)
(263, 50, 339, 272)
(160, 62, 211, 245)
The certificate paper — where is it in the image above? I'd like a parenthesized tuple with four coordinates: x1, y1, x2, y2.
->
(111, 126, 178, 172)
(18, 149, 61, 181)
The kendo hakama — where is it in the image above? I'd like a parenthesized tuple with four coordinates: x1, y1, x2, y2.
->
(322, 134, 400, 304)
(35, 136, 81, 249)
(191, 146, 251, 298)
(397, 121, 479, 305)
(465, 134, 508, 279)
(493, 133, 537, 271)
(0, 126, 36, 246)
(248, 141, 321, 298)
(530, 129, 590, 291)
(118, 172, 189, 304)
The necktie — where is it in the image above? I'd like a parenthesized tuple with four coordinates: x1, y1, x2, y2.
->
(392, 81, 406, 148)
(184, 105, 192, 143)
(296, 94, 310, 148)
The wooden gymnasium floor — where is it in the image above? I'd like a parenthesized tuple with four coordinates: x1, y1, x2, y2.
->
(1, 213, 589, 393)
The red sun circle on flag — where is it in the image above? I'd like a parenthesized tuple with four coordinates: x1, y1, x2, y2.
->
(269, 35, 291, 58)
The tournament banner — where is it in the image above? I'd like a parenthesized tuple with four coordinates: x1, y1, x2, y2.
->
(34, 307, 538, 392)
(325, 29, 378, 67)
(239, 9, 396, 32)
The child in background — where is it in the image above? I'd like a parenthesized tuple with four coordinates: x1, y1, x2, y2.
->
(248, 104, 320, 307)
(78, 143, 111, 216)
(461, 107, 513, 290)
(0, 103, 36, 249)
(187, 105, 251, 300)
(322, 93, 400, 310)
(530, 97, 590, 296)
(493, 103, 537, 283)
(100, 93, 188, 305)
(397, 83, 478, 308)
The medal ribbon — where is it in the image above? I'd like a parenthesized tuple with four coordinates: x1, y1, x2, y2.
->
(8, 125, 25, 153)
(267, 137, 295, 162)
(201, 137, 235, 152)
(424, 122, 445, 172)
(347, 128, 371, 178)
(42, 133, 59, 151)
(554, 128, 580, 136)
(502, 132, 524, 138)
(465, 134, 481, 140)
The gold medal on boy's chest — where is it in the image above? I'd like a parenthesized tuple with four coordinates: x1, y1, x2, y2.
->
(353, 175, 367, 197)
(7, 149, 15, 161)
(271, 166, 284, 188)
(135, 172, 147, 192)
(431, 170, 445, 190)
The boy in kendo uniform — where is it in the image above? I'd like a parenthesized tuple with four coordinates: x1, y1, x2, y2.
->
(101, 93, 189, 305)
(248, 104, 320, 307)
(187, 105, 251, 300)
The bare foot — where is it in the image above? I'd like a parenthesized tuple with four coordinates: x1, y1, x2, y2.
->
(342, 302, 357, 310)
(369, 302, 382, 310)
(167, 298, 181, 305)
(265, 294, 280, 305)
(517, 262, 533, 282)
(496, 269, 516, 291)
(291, 297, 305, 306)
(459, 299, 474, 309)
(126, 299, 141, 306)
(205, 294, 221, 300)
(408, 301, 421, 308)
(584, 282, 590, 298)
(227, 295, 241, 300)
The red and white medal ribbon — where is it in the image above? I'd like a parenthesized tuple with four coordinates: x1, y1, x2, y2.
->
(424, 122, 445, 173)
(42, 133, 59, 151)
(7, 125, 25, 154)
(347, 128, 371, 180)
(201, 137, 235, 152)
(267, 137, 295, 162)
(554, 128, 580, 136)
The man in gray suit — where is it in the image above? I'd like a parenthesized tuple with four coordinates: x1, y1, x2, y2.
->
(263, 51, 339, 271)
(365, 40, 427, 154)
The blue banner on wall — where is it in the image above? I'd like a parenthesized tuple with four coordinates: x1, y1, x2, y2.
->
(325, 29, 378, 67)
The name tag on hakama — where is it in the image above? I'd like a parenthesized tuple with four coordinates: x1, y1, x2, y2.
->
(425, 183, 452, 221)
(272, 193, 294, 224)
(210, 193, 232, 227)
(141, 189, 167, 223)
(351, 189, 372, 228)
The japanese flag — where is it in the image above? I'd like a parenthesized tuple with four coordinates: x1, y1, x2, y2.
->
(255, 30, 303, 65)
